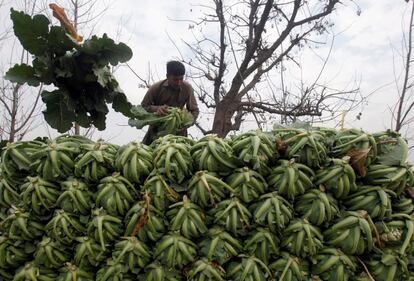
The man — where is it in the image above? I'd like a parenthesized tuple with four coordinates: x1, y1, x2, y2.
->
(141, 61, 199, 144)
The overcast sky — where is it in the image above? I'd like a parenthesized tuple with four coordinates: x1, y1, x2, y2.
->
(2, 0, 413, 160)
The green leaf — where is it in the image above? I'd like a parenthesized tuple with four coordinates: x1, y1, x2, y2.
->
(41, 90, 75, 133)
(128, 118, 148, 129)
(114, 42, 133, 63)
(130, 105, 153, 117)
(376, 137, 408, 166)
(81, 34, 133, 66)
(24, 242, 36, 254)
(4, 64, 40, 86)
(92, 95, 109, 114)
(170, 183, 187, 193)
(90, 111, 106, 130)
(79, 215, 90, 224)
(32, 58, 54, 84)
(10, 9, 49, 55)
(381, 254, 397, 266)
(93, 66, 112, 86)
(48, 26, 78, 55)
(181, 109, 194, 126)
(55, 52, 78, 79)
(75, 109, 90, 128)
(0, 140, 7, 151)
(112, 92, 133, 117)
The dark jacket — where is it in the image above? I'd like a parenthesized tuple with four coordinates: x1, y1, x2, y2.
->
(141, 79, 199, 144)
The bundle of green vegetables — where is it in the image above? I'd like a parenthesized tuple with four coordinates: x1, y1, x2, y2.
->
(128, 106, 194, 137)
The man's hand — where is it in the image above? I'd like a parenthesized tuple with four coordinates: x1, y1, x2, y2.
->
(155, 105, 168, 116)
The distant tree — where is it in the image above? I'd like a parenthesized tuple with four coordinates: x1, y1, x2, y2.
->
(0, 0, 43, 142)
(175, 0, 361, 137)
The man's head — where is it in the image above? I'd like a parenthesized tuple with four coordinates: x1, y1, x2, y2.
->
(166, 61, 185, 90)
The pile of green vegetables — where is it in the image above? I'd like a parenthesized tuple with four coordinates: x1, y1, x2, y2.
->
(0, 128, 413, 281)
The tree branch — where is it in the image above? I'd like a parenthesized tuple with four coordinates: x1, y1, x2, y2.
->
(0, 94, 12, 116)
(14, 84, 43, 132)
(195, 121, 212, 135)
(396, 0, 414, 131)
(125, 62, 151, 88)
(213, 0, 227, 105)
(240, 101, 322, 116)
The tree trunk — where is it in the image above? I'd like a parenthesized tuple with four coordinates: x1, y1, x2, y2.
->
(73, 0, 80, 136)
(8, 84, 20, 142)
(74, 123, 80, 135)
(212, 99, 239, 137)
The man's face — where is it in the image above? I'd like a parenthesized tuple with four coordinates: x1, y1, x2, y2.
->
(167, 74, 184, 90)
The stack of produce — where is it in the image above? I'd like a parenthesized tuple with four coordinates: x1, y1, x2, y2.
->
(0, 127, 414, 281)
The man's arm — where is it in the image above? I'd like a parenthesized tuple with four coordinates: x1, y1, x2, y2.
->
(186, 86, 199, 123)
(141, 83, 168, 115)
(141, 86, 158, 113)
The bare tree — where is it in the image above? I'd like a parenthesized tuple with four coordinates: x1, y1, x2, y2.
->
(0, 71, 43, 142)
(0, 0, 44, 142)
(264, 34, 362, 127)
(174, 0, 360, 137)
(392, 0, 414, 150)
